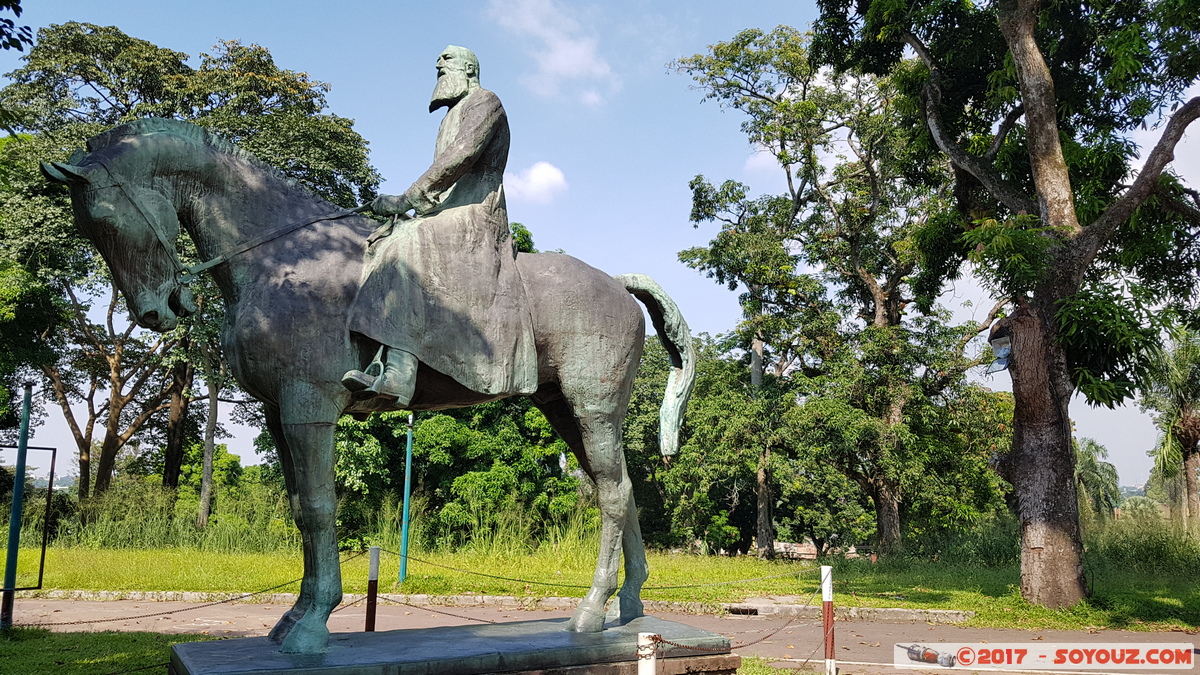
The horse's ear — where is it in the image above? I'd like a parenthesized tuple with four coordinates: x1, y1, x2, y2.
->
(40, 161, 91, 185)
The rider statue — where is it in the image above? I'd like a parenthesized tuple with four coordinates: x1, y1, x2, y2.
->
(343, 46, 537, 406)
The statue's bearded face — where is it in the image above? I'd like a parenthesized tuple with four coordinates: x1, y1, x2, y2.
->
(430, 49, 474, 112)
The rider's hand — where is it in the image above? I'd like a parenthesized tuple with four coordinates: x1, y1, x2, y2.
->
(370, 194, 410, 216)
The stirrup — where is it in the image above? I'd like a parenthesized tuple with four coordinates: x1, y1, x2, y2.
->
(342, 346, 387, 394)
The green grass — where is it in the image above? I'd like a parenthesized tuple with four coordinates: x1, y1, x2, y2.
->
(0, 627, 217, 675)
(736, 657, 794, 673)
(9, 544, 1199, 632)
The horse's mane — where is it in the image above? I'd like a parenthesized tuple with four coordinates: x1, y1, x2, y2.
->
(81, 117, 305, 192)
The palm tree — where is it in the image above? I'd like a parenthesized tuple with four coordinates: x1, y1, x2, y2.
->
(1140, 326, 1200, 531)
(1075, 437, 1120, 522)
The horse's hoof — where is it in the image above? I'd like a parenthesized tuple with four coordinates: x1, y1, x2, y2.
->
(615, 593, 644, 623)
(342, 370, 375, 393)
(566, 606, 606, 633)
(279, 616, 330, 654)
(267, 609, 303, 644)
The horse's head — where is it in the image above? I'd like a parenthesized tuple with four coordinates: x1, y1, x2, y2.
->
(41, 158, 197, 331)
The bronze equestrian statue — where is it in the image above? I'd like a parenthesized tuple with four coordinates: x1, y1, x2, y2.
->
(41, 46, 694, 654)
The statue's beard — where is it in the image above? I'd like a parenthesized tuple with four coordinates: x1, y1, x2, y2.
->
(430, 70, 469, 112)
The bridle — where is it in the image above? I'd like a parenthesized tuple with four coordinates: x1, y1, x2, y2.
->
(85, 157, 360, 286)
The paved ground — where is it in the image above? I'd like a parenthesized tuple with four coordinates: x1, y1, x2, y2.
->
(12, 598, 1198, 674)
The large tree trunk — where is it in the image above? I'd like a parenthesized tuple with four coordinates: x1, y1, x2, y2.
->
(78, 443, 91, 503)
(197, 354, 220, 528)
(1184, 448, 1200, 533)
(92, 431, 121, 495)
(749, 331, 774, 559)
(756, 447, 774, 559)
(1003, 304, 1087, 608)
(874, 480, 902, 556)
(163, 340, 194, 489)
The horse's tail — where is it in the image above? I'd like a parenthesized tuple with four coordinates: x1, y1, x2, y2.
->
(615, 273, 695, 456)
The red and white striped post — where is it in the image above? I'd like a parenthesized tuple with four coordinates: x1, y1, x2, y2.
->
(822, 565, 835, 675)
(365, 546, 380, 632)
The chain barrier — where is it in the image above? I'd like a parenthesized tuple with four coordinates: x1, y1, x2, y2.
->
(648, 578, 821, 659)
(375, 594, 497, 624)
(793, 616, 837, 672)
(376, 547, 816, 591)
(21, 551, 366, 628)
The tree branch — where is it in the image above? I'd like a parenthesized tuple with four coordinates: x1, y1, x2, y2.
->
(985, 105, 1025, 162)
(1079, 96, 1200, 261)
(902, 29, 1039, 216)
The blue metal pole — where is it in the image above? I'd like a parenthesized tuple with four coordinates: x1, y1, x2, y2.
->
(2, 383, 33, 629)
(398, 412, 414, 584)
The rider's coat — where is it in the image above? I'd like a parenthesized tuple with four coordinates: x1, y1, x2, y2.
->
(348, 88, 537, 396)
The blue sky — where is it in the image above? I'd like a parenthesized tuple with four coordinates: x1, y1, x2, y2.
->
(3, 0, 1195, 484)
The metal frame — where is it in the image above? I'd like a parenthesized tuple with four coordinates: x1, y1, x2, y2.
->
(1, 444, 57, 592)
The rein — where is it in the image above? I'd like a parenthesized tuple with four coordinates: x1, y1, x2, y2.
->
(88, 157, 361, 285)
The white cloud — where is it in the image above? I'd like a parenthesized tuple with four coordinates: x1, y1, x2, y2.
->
(505, 161, 569, 204)
(743, 147, 780, 175)
(488, 0, 620, 103)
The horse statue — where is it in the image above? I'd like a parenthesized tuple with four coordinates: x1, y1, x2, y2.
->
(41, 118, 695, 654)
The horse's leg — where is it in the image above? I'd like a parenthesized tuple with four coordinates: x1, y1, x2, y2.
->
(273, 384, 343, 654)
(263, 408, 313, 643)
(613, 488, 648, 623)
(565, 408, 629, 633)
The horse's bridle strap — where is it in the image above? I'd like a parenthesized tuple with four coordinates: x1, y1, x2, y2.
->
(177, 210, 359, 284)
(87, 157, 360, 286)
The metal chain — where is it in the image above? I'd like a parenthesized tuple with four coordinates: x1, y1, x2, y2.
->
(647, 578, 822, 658)
(376, 594, 497, 624)
(726, 581, 821, 649)
(794, 617, 836, 671)
(377, 547, 593, 588)
(376, 547, 816, 590)
(22, 551, 366, 627)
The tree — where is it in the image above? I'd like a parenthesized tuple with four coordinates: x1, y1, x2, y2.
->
(1074, 437, 1120, 523)
(0, 23, 379, 499)
(675, 28, 1001, 555)
(1140, 326, 1200, 530)
(813, 0, 1200, 606)
(0, 1, 32, 131)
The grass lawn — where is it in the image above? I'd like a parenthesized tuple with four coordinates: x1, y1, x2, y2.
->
(0, 627, 217, 675)
(9, 546, 1199, 632)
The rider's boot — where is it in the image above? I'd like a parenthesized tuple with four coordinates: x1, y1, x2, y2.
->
(344, 348, 417, 406)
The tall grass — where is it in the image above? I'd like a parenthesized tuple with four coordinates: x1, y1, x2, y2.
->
(904, 514, 1021, 568)
(1085, 518, 1200, 577)
(6, 477, 301, 553)
(361, 491, 601, 561)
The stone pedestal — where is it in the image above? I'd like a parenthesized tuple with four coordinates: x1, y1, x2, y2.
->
(169, 616, 738, 675)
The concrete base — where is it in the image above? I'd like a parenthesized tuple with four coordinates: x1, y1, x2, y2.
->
(169, 616, 735, 675)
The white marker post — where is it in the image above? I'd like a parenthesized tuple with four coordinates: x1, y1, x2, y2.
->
(822, 565, 835, 675)
(637, 632, 658, 675)
(365, 546, 380, 632)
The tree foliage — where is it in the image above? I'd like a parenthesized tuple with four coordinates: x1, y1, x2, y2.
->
(1140, 325, 1200, 528)
(675, 28, 1005, 555)
(811, 0, 1200, 607)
